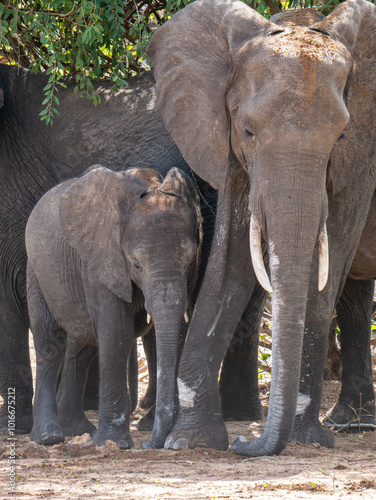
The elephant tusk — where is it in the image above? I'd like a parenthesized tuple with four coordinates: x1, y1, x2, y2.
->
(249, 214, 272, 294)
(147, 313, 151, 325)
(318, 224, 329, 292)
(184, 312, 189, 323)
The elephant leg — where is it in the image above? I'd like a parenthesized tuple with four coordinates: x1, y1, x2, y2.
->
(137, 329, 157, 432)
(94, 332, 134, 448)
(28, 269, 66, 445)
(83, 351, 99, 411)
(165, 168, 258, 451)
(290, 181, 376, 448)
(138, 329, 157, 410)
(324, 278, 375, 431)
(57, 340, 97, 437)
(137, 404, 155, 432)
(0, 276, 33, 434)
(84, 332, 140, 417)
(128, 339, 138, 414)
(219, 282, 267, 421)
(90, 292, 134, 449)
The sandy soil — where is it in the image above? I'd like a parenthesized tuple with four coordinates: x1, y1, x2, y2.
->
(0, 338, 375, 499)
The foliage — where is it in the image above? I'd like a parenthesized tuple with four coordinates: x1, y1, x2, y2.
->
(0, 1, 193, 123)
(0, 0, 372, 123)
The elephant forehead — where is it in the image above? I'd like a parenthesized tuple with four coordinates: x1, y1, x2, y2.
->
(233, 33, 350, 111)
(247, 29, 351, 66)
(131, 202, 194, 231)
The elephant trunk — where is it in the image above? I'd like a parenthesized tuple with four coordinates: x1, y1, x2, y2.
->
(144, 274, 188, 448)
(233, 151, 328, 456)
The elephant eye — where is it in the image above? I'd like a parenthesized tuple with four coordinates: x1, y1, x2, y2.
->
(133, 258, 141, 269)
(245, 127, 256, 140)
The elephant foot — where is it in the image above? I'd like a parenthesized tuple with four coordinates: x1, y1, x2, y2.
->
(291, 416, 335, 448)
(0, 410, 33, 435)
(138, 388, 156, 410)
(323, 397, 376, 432)
(142, 440, 153, 449)
(164, 410, 228, 451)
(221, 396, 263, 422)
(59, 414, 96, 437)
(93, 425, 134, 450)
(137, 405, 155, 431)
(30, 418, 64, 446)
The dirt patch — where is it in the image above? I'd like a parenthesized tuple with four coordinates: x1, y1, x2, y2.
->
(0, 339, 375, 499)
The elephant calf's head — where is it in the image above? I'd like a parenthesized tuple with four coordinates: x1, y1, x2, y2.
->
(59, 165, 202, 320)
(122, 167, 203, 316)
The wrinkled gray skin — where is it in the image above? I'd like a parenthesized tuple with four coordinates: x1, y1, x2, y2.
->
(322, 277, 375, 432)
(0, 65, 217, 434)
(147, 0, 376, 456)
(219, 7, 376, 434)
(26, 166, 202, 449)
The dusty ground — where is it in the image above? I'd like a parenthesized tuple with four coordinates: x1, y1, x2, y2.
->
(0, 337, 375, 499)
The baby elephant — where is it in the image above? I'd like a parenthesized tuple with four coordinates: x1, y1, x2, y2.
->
(26, 166, 202, 449)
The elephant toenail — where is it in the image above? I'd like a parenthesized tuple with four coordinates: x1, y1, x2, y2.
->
(197, 442, 209, 448)
(173, 438, 189, 450)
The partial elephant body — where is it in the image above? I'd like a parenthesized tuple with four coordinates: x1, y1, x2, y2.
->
(0, 66, 217, 433)
(323, 278, 375, 431)
(320, 200, 376, 429)
(221, 4, 376, 434)
(147, 0, 376, 456)
(26, 166, 203, 449)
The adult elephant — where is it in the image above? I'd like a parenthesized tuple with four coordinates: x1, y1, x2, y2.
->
(221, 6, 376, 434)
(0, 64, 217, 433)
(147, 0, 376, 456)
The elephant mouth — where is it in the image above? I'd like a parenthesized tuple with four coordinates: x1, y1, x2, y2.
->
(249, 213, 329, 293)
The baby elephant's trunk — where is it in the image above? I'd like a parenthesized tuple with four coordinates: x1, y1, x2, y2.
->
(144, 275, 188, 448)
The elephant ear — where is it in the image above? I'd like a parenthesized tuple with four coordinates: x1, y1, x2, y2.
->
(161, 168, 202, 235)
(311, 0, 376, 195)
(161, 168, 199, 205)
(161, 167, 203, 273)
(146, 0, 273, 192)
(122, 167, 164, 189)
(59, 166, 147, 302)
